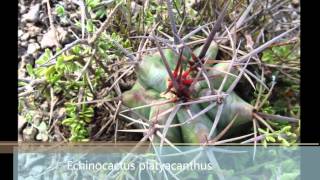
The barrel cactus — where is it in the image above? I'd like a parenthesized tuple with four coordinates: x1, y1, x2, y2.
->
(118, 0, 299, 146)
(121, 41, 256, 144)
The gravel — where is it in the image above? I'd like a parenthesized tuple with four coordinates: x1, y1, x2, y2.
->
(22, 3, 41, 23)
(27, 42, 40, 55)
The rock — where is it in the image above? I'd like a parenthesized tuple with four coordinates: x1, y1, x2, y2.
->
(29, 38, 36, 43)
(32, 52, 42, 60)
(131, 2, 142, 17)
(40, 27, 68, 48)
(55, 107, 66, 119)
(59, 16, 70, 26)
(22, 126, 37, 141)
(27, 43, 40, 55)
(36, 35, 43, 43)
(20, 33, 30, 41)
(40, 101, 49, 112)
(292, 0, 299, 6)
(22, 3, 40, 23)
(35, 121, 49, 142)
(21, 41, 28, 47)
(28, 26, 41, 37)
(18, 30, 23, 37)
(70, 12, 80, 20)
(21, 54, 33, 64)
(40, 29, 56, 48)
(19, 4, 27, 14)
(56, 26, 68, 43)
(18, 47, 27, 57)
(18, 54, 33, 78)
(25, 22, 34, 28)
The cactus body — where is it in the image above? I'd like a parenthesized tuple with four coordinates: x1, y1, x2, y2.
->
(177, 105, 215, 143)
(122, 42, 253, 143)
(149, 100, 183, 143)
(199, 90, 253, 134)
(122, 82, 159, 119)
(137, 49, 178, 93)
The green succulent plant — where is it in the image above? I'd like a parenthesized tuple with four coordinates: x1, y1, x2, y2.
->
(121, 41, 258, 143)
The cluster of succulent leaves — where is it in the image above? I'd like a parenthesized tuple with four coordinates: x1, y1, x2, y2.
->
(257, 98, 299, 146)
(262, 45, 300, 104)
(262, 45, 299, 64)
(23, 46, 93, 141)
(61, 103, 94, 141)
(253, 44, 300, 144)
(258, 125, 297, 147)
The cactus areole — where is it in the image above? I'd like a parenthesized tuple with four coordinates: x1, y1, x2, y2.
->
(122, 42, 255, 143)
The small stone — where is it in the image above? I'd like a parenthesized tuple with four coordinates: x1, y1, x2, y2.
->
(21, 54, 33, 64)
(18, 47, 27, 57)
(131, 2, 142, 16)
(36, 35, 43, 43)
(35, 121, 49, 142)
(55, 107, 66, 119)
(27, 43, 40, 55)
(56, 26, 68, 43)
(32, 52, 42, 60)
(70, 12, 79, 20)
(59, 17, 70, 26)
(25, 23, 34, 28)
(39, 12, 45, 22)
(40, 27, 69, 48)
(21, 41, 28, 47)
(22, 126, 37, 141)
(28, 26, 41, 37)
(22, 4, 40, 23)
(292, 0, 299, 6)
(29, 38, 36, 43)
(19, 4, 27, 14)
(20, 33, 30, 41)
(18, 30, 23, 37)
(275, 24, 282, 31)
(40, 101, 49, 112)
(40, 29, 56, 48)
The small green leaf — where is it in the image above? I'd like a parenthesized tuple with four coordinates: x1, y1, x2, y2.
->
(72, 45, 82, 55)
(281, 126, 291, 132)
(267, 136, 276, 142)
(55, 5, 65, 17)
(262, 139, 267, 147)
(75, 20, 81, 28)
(36, 49, 52, 65)
(63, 55, 77, 61)
(86, 20, 94, 33)
(95, 8, 106, 19)
(34, 67, 47, 77)
(75, 124, 82, 132)
(62, 118, 75, 126)
(18, 81, 28, 86)
(86, 0, 101, 9)
(258, 128, 267, 134)
(26, 64, 35, 77)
